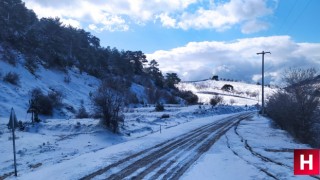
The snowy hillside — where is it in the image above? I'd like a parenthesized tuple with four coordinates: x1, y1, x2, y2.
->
(0, 55, 99, 120)
(177, 80, 277, 106)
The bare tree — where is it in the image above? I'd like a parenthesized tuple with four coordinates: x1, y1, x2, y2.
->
(285, 68, 319, 142)
(91, 81, 124, 133)
(267, 68, 320, 146)
(283, 68, 317, 86)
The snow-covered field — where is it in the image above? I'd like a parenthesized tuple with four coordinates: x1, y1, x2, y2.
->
(1, 105, 316, 180)
(121, 104, 254, 138)
(177, 80, 277, 105)
(0, 105, 250, 179)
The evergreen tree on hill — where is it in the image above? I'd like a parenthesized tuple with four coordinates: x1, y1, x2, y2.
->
(147, 60, 164, 88)
(0, 0, 37, 43)
(165, 73, 181, 89)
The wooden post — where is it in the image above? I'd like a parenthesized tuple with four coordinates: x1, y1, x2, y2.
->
(10, 108, 17, 176)
(31, 111, 34, 123)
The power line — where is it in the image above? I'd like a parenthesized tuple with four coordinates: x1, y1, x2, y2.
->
(264, 64, 277, 74)
(285, 0, 312, 34)
(277, 0, 298, 35)
(264, 63, 275, 72)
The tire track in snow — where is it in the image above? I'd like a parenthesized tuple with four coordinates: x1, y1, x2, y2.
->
(131, 119, 236, 180)
(225, 133, 278, 180)
(231, 120, 320, 180)
(80, 112, 254, 180)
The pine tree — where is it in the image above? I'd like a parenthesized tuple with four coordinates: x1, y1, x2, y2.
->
(165, 73, 181, 89)
(147, 60, 164, 88)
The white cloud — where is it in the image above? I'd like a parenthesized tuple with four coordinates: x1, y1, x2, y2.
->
(157, 13, 176, 28)
(147, 36, 320, 84)
(23, 0, 276, 33)
(176, 8, 238, 31)
(91, 15, 129, 32)
(60, 18, 81, 29)
(170, 0, 275, 32)
(24, 0, 131, 31)
(241, 20, 269, 34)
(88, 24, 98, 31)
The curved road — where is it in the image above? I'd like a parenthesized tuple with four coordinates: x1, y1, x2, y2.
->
(80, 112, 254, 180)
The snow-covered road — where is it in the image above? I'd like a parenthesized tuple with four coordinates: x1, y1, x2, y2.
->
(183, 115, 319, 180)
(80, 112, 254, 180)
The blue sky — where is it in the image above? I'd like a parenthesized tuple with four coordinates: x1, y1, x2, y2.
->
(23, 0, 320, 83)
(69, 0, 319, 53)
(94, 0, 320, 53)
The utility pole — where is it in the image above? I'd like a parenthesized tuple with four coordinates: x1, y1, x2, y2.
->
(257, 51, 271, 114)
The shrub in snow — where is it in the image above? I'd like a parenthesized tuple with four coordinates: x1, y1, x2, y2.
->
(266, 68, 320, 147)
(155, 102, 165, 112)
(3, 48, 17, 66)
(91, 81, 124, 133)
(18, 121, 25, 131)
(250, 91, 259, 97)
(210, 95, 223, 107)
(127, 92, 139, 104)
(161, 114, 170, 118)
(211, 75, 219, 81)
(177, 90, 198, 105)
(221, 84, 234, 92)
(64, 75, 71, 84)
(76, 104, 89, 119)
(75, 122, 81, 129)
(3, 72, 20, 85)
(229, 99, 236, 105)
(245, 91, 251, 96)
(24, 55, 39, 75)
(29, 88, 64, 115)
(34, 94, 53, 115)
(47, 89, 63, 107)
(65, 105, 76, 114)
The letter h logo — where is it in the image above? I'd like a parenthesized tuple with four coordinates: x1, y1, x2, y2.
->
(294, 149, 320, 175)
